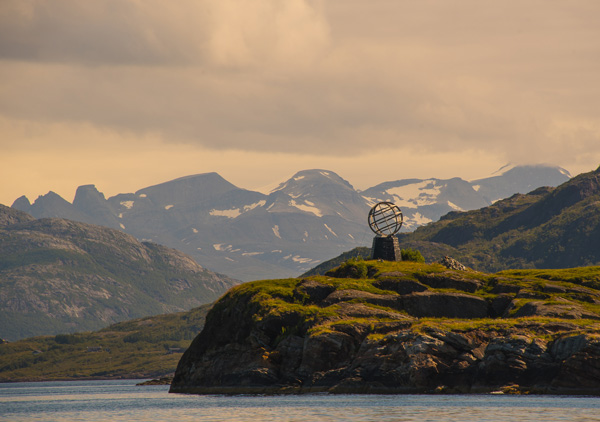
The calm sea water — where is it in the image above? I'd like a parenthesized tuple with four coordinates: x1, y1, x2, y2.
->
(1, 380, 600, 422)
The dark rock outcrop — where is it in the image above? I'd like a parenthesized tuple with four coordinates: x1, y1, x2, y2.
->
(170, 262, 600, 395)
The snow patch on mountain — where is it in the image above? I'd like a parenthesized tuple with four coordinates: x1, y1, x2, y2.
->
(254, 181, 285, 194)
(289, 199, 323, 217)
(409, 212, 432, 226)
(120, 200, 134, 209)
(386, 180, 442, 207)
(272, 225, 281, 239)
(292, 256, 314, 264)
(213, 244, 233, 251)
(210, 208, 241, 218)
(447, 201, 463, 211)
(559, 168, 572, 177)
(324, 223, 337, 237)
(363, 197, 379, 207)
(210, 200, 266, 219)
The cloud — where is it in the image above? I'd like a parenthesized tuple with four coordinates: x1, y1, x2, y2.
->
(0, 0, 330, 67)
(205, 0, 330, 68)
(0, 0, 599, 189)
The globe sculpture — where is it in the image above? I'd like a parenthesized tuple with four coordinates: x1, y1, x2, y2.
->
(368, 202, 403, 237)
(368, 202, 403, 261)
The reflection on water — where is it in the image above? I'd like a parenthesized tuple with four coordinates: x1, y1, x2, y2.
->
(1, 380, 600, 422)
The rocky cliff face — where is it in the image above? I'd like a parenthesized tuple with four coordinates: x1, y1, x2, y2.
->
(171, 260, 600, 395)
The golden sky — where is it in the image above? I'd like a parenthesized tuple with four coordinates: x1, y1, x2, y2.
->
(1, 0, 599, 205)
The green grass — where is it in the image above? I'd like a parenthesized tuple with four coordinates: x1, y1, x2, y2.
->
(497, 267, 600, 289)
(0, 305, 211, 382)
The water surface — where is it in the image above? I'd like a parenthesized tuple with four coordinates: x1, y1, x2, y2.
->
(1, 380, 600, 422)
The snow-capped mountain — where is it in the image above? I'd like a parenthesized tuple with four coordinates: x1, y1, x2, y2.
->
(471, 164, 572, 204)
(12, 165, 570, 281)
(361, 178, 489, 231)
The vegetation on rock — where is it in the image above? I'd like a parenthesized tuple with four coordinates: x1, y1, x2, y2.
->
(171, 259, 600, 395)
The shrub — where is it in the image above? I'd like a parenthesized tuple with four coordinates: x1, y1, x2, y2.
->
(326, 259, 369, 279)
(54, 334, 84, 345)
(401, 248, 425, 263)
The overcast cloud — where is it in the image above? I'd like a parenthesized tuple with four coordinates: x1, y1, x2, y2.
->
(1, 0, 599, 205)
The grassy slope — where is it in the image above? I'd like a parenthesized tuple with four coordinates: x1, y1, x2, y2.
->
(0, 304, 210, 382)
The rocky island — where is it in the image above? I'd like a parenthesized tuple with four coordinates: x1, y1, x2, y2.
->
(170, 258, 600, 395)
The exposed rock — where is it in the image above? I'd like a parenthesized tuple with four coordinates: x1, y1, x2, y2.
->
(293, 279, 336, 303)
(170, 262, 600, 395)
(439, 256, 468, 271)
(510, 301, 600, 320)
(490, 281, 522, 294)
(0, 204, 34, 227)
(400, 291, 489, 318)
(551, 339, 600, 393)
(490, 294, 514, 317)
(417, 271, 482, 293)
(543, 284, 567, 293)
(373, 277, 428, 295)
(137, 376, 173, 386)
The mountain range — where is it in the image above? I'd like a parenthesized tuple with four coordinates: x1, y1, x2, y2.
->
(11, 164, 570, 281)
(0, 205, 237, 341)
(392, 165, 600, 272)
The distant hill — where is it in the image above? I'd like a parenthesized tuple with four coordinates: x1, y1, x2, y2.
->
(0, 205, 238, 341)
(0, 304, 212, 382)
(395, 165, 600, 272)
(12, 165, 570, 281)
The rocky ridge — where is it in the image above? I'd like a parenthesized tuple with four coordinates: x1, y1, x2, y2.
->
(170, 260, 600, 395)
(0, 204, 238, 340)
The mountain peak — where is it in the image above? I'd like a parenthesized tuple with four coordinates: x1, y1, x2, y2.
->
(271, 169, 355, 195)
(491, 163, 517, 175)
(11, 195, 31, 211)
(471, 164, 571, 204)
(74, 185, 106, 203)
(489, 163, 571, 179)
(133, 172, 240, 206)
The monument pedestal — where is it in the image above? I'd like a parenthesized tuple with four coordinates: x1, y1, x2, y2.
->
(371, 236, 402, 261)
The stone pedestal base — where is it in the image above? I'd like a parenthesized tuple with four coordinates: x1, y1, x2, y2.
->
(371, 236, 402, 261)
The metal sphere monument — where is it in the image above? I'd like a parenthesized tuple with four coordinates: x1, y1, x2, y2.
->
(368, 202, 403, 261)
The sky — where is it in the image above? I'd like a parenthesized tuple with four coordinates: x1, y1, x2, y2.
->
(1, 0, 600, 206)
